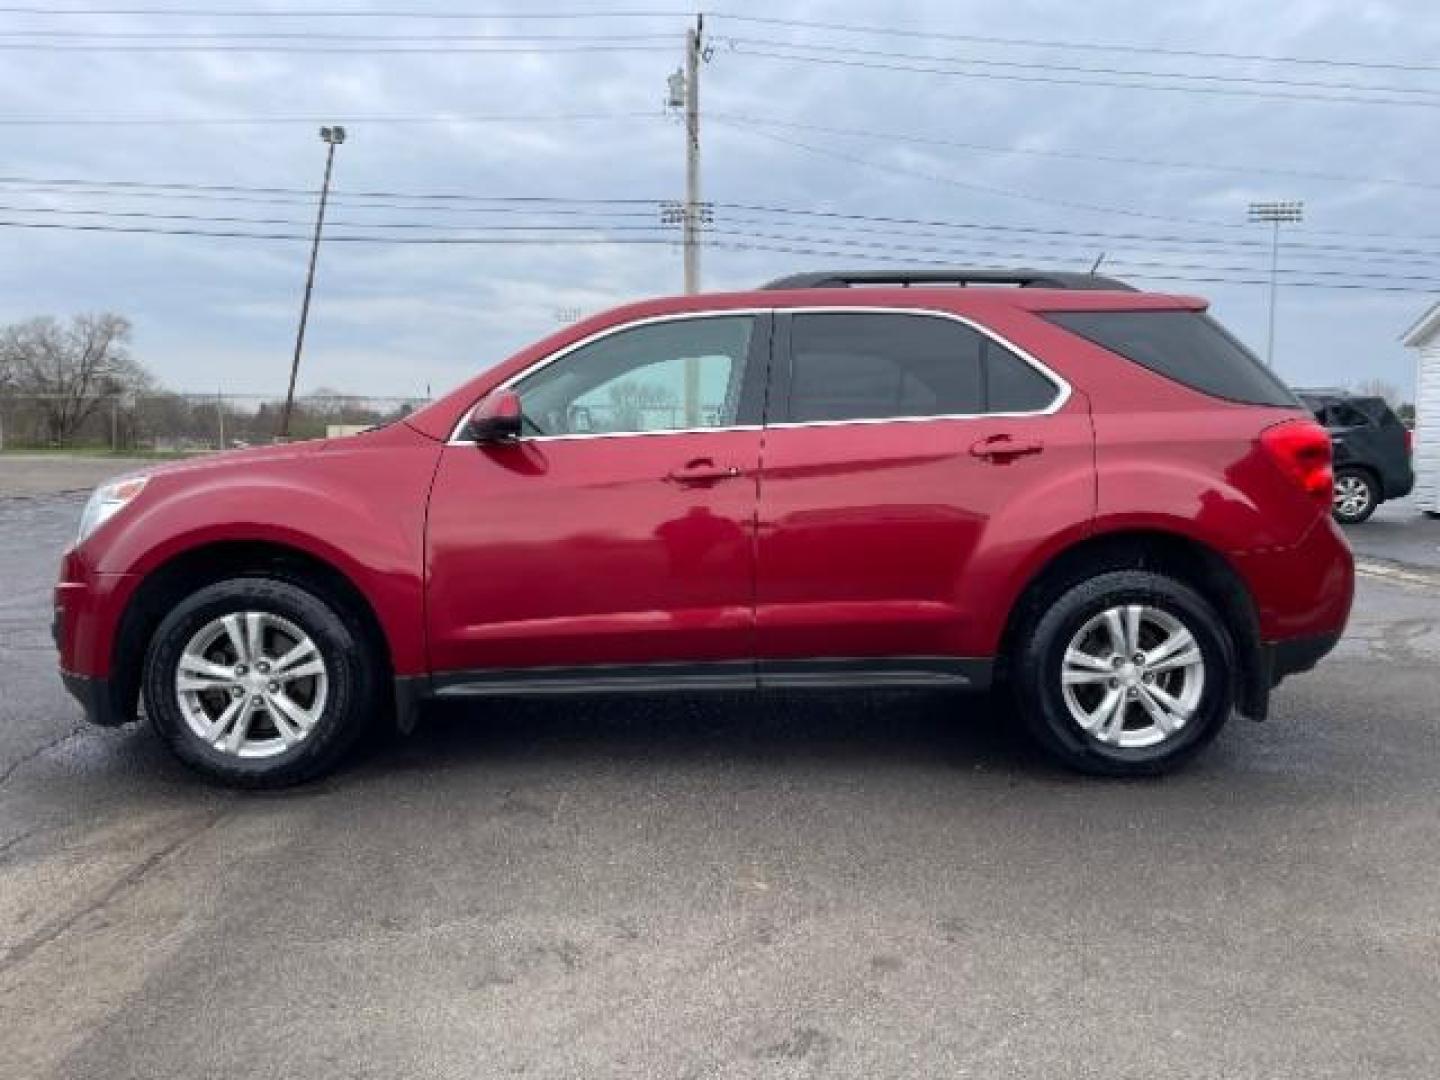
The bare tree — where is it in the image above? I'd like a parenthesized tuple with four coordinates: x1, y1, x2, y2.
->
(0, 313, 152, 444)
(605, 379, 678, 432)
(1353, 377, 1401, 406)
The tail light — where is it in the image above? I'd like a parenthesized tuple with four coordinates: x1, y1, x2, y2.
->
(1260, 419, 1333, 507)
(1404, 427, 1414, 456)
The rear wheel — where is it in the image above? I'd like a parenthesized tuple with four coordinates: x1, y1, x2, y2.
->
(1332, 468, 1378, 524)
(1012, 570, 1234, 776)
(143, 576, 377, 787)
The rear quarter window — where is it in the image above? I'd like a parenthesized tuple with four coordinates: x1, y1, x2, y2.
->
(1043, 310, 1300, 408)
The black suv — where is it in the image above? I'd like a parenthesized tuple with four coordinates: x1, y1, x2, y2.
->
(1296, 391, 1414, 524)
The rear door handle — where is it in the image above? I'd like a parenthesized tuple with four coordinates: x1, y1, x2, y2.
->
(666, 458, 742, 485)
(970, 434, 1044, 462)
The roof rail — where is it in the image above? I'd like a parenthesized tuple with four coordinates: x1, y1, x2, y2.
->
(759, 268, 1136, 292)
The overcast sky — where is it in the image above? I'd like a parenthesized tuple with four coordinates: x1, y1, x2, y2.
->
(1, 0, 1437, 400)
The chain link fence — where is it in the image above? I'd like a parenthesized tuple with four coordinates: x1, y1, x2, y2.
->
(0, 393, 431, 453)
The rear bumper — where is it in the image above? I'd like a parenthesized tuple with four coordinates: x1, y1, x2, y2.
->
(1264, 630, 1343, 689)
(1384, 466, 1415, 501)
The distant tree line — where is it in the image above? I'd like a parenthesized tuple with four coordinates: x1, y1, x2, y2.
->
(0, 312, 424, 450)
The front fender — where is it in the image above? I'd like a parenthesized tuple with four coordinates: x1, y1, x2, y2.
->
(83, 426, 441, 676)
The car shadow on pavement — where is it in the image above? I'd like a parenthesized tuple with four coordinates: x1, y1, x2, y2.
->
(356, 689, 1066, 784)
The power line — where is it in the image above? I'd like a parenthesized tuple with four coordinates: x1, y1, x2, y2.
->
(716, 119, 1255, 233)
(720, 37, 1440, 99)
(0, 41, 672, 53)
(8, 172, 1440, 253)
(711, 114, 1440, 194)
(3, 103, 1432, 202)
(724, 45, 1440, 110)
(700, 225, 1440, 285)
(0, 30, 679, 41)
(2, 216, 1436, 292)
(718, 122, 1440, 246)
(710, 12, 1440, 75)
(0, 174, 666, 203)
(0, 6, 687, 17)
(0, 203, 679, 232)
(0, 110, 658, 127)
(712, 213, 1440, 270)
(4, 4, 1428, 80)
(13, 197, 1439, 269)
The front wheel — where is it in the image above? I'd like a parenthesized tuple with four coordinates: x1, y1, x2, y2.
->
(142, 576, 378, 787)
(1012, 570, 1235, 776)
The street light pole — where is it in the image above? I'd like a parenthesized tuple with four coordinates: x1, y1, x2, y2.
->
(279, 125, 346, 440)
(1246, 200, 1303, 368)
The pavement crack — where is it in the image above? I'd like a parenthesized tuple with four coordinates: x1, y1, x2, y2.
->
(0, 725, 88, 791)
(0, 806, 232, 974)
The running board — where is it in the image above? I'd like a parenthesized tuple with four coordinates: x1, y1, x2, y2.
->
(429, 657, 991, 698)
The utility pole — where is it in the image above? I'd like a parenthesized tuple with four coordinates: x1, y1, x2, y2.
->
(668, 18, 702, 423)
(1247, 200, 1303, 368)
(683, 15, 702, 297)
(279, 125, 346, 440)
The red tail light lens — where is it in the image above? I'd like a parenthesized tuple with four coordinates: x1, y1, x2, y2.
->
(1404, 427, 1414, 456)
(1260, 419, 1333, 507)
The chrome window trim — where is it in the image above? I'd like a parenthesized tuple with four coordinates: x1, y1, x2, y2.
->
(446, 305, 1070, 445)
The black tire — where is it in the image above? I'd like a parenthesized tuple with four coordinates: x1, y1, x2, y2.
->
(1011, 570, 1235, 777)
(1331, 467, 1378, 525)
(142, 576, 378, 787)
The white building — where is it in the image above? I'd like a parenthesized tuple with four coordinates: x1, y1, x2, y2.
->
(1400, 303, 1440, 515)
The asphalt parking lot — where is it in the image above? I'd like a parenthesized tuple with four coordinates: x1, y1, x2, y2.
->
(2, 462, 1438, 1079)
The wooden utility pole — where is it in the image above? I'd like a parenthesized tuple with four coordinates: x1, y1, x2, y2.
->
(682, 15, 703, 425)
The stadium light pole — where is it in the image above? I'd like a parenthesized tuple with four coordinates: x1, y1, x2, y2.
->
(279, 125, 346, 440)
(1247, 200, 1303, 368)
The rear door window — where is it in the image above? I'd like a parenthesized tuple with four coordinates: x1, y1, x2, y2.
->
(781, 312, 1058, 423)
(1043, 310, 1299, 407)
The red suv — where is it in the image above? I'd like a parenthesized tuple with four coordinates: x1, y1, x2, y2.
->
(55, 269, 1352, 786)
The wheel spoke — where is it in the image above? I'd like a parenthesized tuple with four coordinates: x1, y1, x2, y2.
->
(1136, 686, 1179, 734)
(198, 696, 245, 744)
(1102, 609, 1129, 654)
(1145, 681, 1193, 723)
(267, 689, 318, 744)
(222, 701, 254, 753)
(1145, 626, 1196, 668)
(1149, 646, 1203, 675)
(1079, 686, 1122, 736)
(1064, 647, 1112, 673)
(244, 612, 266, 665)
(1123, 605, 1143, 656)
(1098, 690, 1130, 743)
(1063, 668, 1113, 686)
(177, 654, 238, 693)
(220, 614, 249, 664)
(273, 637, 324, 683)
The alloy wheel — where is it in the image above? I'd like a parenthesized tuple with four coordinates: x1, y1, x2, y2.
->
(1060, 604, 1206, 749)
(174, 611, 329, 759)
(1333, 474, 1372, 521)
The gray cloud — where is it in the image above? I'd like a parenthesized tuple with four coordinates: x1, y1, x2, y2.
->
(0, 0, 1435, 399)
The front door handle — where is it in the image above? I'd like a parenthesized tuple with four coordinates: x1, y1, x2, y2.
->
(970, 434, 1044, 462)
(666, 457, 742, 485)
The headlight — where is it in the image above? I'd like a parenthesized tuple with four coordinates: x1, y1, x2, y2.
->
(77, 475, 148, 544)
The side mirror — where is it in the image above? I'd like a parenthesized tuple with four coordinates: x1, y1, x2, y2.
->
(465, 389, 523, 444)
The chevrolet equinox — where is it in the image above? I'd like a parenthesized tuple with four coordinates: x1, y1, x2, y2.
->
(55, 269, 1354, 785)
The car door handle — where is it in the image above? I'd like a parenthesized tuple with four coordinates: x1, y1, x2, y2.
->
(666, 458, 742, 485)
(970, 434, 1044, 462)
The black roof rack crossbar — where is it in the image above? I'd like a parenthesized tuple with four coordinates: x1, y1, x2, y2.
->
(760, 268, 1136, 292)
